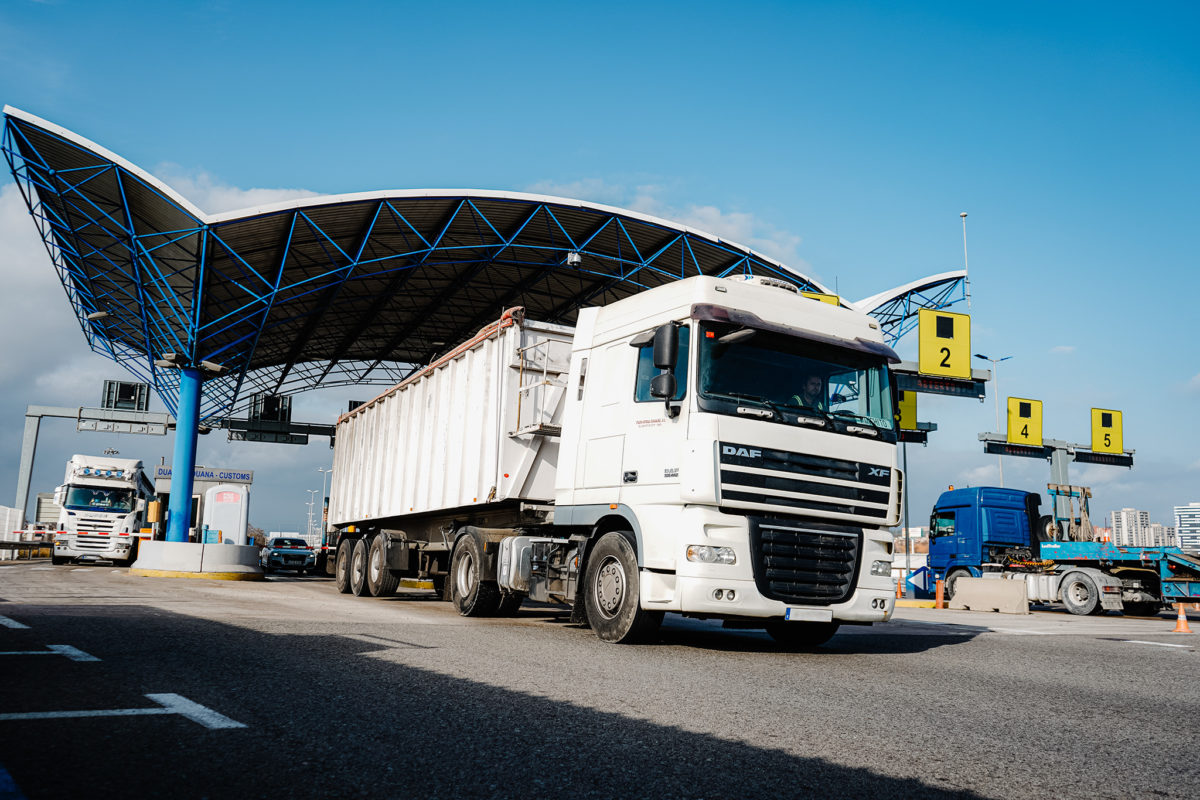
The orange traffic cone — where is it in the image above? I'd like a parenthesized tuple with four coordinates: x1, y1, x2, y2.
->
(1173, 603, 1193, 634)
(896, 577, 903, 599)
(935, 579, 946, 609)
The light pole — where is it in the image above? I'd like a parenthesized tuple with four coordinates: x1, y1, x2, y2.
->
(960, 212, 971, 310)
(305, 489, 318, 540)
(974, 353, 1012, 486)
(317, 467, 332, 537)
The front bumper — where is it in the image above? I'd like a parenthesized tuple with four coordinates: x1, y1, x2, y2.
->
(635, 504, 896, 623)
(265, 553, 316, 569)
(54, 535, 134, 560)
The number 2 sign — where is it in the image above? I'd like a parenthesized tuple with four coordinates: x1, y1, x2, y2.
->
(918, 309, 971, 379)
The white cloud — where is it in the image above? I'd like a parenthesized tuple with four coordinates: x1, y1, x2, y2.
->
(1050, 345, 1076, 354)
(1188, 372, 1200, 393)
(152, 164, 319, 215)
(524, 178, 811, 278)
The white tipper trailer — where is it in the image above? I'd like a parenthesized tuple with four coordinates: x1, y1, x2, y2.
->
(327, 274, 902, 644)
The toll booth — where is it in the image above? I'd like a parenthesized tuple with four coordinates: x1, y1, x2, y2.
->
(153, 465, 254, 541)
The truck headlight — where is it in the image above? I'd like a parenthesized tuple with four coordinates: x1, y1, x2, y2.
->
(870, 560, 891, 577)
(686, 545, 736, 565)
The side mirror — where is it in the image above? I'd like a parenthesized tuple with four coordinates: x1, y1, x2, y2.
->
(652, 323, 678, 369)
(136, 498, 147, 512)
(650, 372, 677, 399)
(53, 486, 66, 506)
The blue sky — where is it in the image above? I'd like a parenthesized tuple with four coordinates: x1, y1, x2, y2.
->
(1, 0, 1196, 532)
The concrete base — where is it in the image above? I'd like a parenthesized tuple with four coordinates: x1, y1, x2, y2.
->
(130, 541, 264, 581)
(949, 577, 1029, 614)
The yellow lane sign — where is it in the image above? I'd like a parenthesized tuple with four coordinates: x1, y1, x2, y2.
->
(1007, 397, 1043, 446)
(918, 309, 971, 379)
(897, 389, 917, 431)
(1091, 408, 1123, 454)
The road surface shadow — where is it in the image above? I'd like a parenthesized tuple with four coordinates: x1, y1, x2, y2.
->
(0, 604, 985, 799)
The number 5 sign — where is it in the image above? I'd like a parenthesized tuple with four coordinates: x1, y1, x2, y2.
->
(1091, 408, 1123, 454)
(918, 309, 971, 379)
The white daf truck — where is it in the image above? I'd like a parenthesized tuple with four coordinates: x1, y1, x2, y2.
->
(51, 454, 155, 566)
(327, 275, 901, 645)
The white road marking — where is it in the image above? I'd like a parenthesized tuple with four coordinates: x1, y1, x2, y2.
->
(0, 693, 245, 730)
(1121, 640, 1192, 649)
(0, 645, 99, 662)
(0, 616, 29, 630)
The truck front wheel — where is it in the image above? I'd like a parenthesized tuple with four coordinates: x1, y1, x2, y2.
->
(1061, 573, 1101, 616)
(583, 532, 663, 643)
(944, 569, 970, 601)
(334, 539, 354, 593)
(450, 535, 500, 616)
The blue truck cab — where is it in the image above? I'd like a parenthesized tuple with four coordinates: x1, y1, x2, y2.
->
(928, 487, 1041, 591)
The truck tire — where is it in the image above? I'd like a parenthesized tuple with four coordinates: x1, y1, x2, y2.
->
(944, 569, 970, 601)
(450, 535, 500, 616)
(1122, 600, 1160, 617)
(497, 590, 525, 617)
(1061, 573, 1100, 616)
(367, 535, 400, 597)
(350, 538, 372, 597)
(583, 532, 663, 643)
(765, 620, 841, 650)
(334, 539, 354, 594)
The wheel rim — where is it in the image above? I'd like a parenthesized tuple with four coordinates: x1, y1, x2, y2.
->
(369, 545, 382, 583)
(353, 547, 365, 582)
(593, 555, 626, 618)
(455, 550, 475, 598)
(1067, 580, 1090, 605)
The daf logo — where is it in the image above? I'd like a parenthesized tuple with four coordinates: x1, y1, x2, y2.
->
(722, 445, 762, 459)
(867, 467, 890, 478)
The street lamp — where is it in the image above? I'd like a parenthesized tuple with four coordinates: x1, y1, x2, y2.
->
(974, 353, 1012, 487)
(305, 489, 319, 539)
(317, 467, 332, 536)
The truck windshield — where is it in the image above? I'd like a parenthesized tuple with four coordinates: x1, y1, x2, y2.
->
(64, 486, 135, 513)
(696, 321, 895, 437)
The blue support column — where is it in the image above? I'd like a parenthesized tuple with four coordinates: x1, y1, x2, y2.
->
(166, 367, 202, 543)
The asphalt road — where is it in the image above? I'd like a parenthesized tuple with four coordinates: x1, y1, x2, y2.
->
(0, 561, 1196, 799)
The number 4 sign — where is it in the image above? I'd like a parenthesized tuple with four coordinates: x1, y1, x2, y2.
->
(918, 309, 971, 379)
(1007, 397, 1043, 446)
(1091, 408, 1123, 454)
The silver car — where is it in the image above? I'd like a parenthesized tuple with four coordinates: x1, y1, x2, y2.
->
(259, 538, 316, 575)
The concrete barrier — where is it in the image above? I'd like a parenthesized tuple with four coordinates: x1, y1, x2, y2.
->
(949, 577, 1029, 614)
(130, 541, 263, 580)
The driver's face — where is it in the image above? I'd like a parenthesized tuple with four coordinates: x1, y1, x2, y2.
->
(803, 376, 821, 396)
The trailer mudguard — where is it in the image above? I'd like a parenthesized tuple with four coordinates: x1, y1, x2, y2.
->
(1062, 567, 1124, 611)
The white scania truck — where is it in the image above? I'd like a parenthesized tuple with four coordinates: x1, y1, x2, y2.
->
(327, 275, 902, 645)
(51, 454, 155, 566)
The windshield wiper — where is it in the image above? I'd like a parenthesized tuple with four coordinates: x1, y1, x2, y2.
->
(704, 391, 787, 421)
(832, 410, 889, 436)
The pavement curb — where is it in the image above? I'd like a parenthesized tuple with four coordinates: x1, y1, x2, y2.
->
(129, 568, 265, 581)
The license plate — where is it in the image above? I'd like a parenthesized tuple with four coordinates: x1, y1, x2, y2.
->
(784, 608, 833, 623)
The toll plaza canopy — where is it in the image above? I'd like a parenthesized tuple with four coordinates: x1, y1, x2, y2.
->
(2, 106, 834, 421)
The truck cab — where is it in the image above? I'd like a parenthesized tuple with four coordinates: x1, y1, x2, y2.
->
(52, 455, 154, 566)
(929, 487, 1041, 593)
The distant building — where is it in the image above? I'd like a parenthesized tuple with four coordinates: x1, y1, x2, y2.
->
(1111, 508, 1150, 547)
(1145, 523, 1177, 548)
(1175, 503, 1200, 554)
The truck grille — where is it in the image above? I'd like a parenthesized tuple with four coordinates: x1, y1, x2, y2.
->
(748, 517, 861, 605)
(719, 442, 892, 522)
(77, 516, 117, 533)
(73, 535, 116, 552)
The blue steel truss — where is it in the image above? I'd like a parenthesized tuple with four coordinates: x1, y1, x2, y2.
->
(856, 272, 968, 346)
(3, 109, 826, 422)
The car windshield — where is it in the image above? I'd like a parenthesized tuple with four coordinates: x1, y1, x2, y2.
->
(64, 486, 135, 513)
(272, 539, 307, 548)
(697, 322, 895, 432)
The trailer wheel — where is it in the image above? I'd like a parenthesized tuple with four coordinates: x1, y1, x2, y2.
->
(451, 535, 500, 616)
(367, 535, 400, 597)
(583, 532, 663, 643)
(1122, 601, 1160, 617)
(350, 538, 372, 596)
(497, 590, 525, 617)
(1061, 573, 1100, 616)
(334, 539, 354, 593)
(765, 620, 841, 650)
